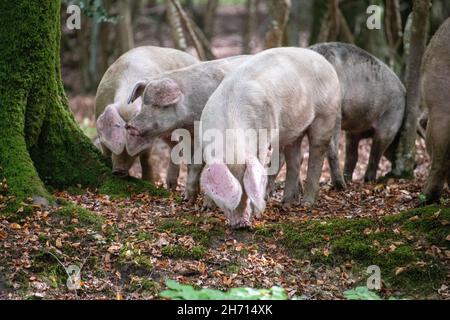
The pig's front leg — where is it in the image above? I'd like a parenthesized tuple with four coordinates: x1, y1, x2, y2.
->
(164, 139, 180, 190)
(282, 139, 303, 208)
(166, 161, 180, 191)
(266, 152, 285, 199)
(140, 149, 154, 182)
(184, 163, 203, 204)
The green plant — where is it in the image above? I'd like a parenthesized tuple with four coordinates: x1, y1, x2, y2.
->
(160, 280, 289, 300)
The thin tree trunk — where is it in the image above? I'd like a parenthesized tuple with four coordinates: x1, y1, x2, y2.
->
(288, 0, 301, 46)
(392, 0, 432, 178)
(318, 0, 340, 42)
(169, 0, 215, 60)
(264, 0, 291, 49)
(99, 3, 112, 79)
(77, 13, 91, 92)
(118, 0, 134, 53)
(203, 0, 219, 40)
(385, 0, 403, 71)
(167, 1, 188, 50)
(243, 0, 257, 53)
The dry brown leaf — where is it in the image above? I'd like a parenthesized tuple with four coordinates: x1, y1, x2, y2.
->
(55, 238, 63, 248)
(395, 267, 406, 275)
(10, 223, 21, 230)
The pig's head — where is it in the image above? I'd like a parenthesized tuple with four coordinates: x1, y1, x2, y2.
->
(96, 104, 126, 155)
(200, 157, 267, 229)
(96, 104, 137, 177)
(125, 78, 185, 155)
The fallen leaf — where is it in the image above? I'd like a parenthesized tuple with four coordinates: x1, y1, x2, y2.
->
(107, 245, 121, 254)
(55, 238, 63, 249)
(395, 267, 406, 275)
(10, 223, 21, 230)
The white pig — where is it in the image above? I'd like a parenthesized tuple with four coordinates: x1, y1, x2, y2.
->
(95, 46, 198, 186)
(125, 55, 250, 197)
(198, 47, 341, 228)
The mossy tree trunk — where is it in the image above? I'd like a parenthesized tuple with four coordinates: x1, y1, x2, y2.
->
(0, 1, 111, 208)
(391, 0, 431, 178)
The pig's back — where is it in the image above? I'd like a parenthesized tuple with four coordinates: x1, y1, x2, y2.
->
(309, 42, 405, 130)
(222, 47, 339, 118)
(95, 46, 198, 120)
(201, 47, 340, 141)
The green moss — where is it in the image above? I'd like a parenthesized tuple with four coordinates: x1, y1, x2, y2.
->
(29, 251, 67, 289)
(56, 203, 104, 231)
(99, 176, 169, 199)
(136, 232, 154, 241)
(156, 215, 225, 247)
(277, 205, 449, 294)
(223, 263, 241, 274)
(161, 245, 206, 260)
(130, 278, 160, 297)
(119, 246, 154, 271)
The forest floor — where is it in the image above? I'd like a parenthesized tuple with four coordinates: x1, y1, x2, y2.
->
(1, 4, 448, 301)
(0, 134, 449, 300)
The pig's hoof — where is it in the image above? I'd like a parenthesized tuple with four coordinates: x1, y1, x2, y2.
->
(183, 192, 198, 206)
(364, 173, 377, 182)
(32, 196, 49, 209)
(167, 180, 178, 191)
(202, 197, 217, 211)
(334, 180, 347, 191)
(229, 220, 252, 230)
(281, 195, 299, 211)
(343, 173, 353, 183)
(281, 202, 293, 211)
(303, 201, 314, 209)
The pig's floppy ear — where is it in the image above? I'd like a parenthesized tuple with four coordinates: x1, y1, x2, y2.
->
(201, 163, 242, 212)
(243, 156, 267, 213)
(144, 78, 183, 107)
(128, 80, 147, 104)
(125, 133, 154, 157)
(96, 105, 126, 155)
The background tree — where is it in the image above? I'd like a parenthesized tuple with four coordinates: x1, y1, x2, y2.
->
(391, 0, 432, 178)
(264, 0, 291, 48)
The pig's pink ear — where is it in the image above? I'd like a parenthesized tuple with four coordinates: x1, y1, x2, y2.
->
(125, 133, 154, 157)
(144, 78, 183, 107)
(128, 80, 147, 104)
(96, 105, 126, 155)
(243, 157, 267, 213)
(201, 163, 242, 212)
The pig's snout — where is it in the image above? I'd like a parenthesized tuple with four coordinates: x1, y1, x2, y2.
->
(112, 169, 129, 178)
(125, 124, 141, 137)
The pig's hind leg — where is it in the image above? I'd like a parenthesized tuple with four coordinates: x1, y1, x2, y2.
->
(343, 132, 362, 182)
(140, 149, 154, 182)
(365, 117, 399, 182)
(423, 116, 450, 203)
(327, 114, 346, 190)
(303, 118, 335, 206)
